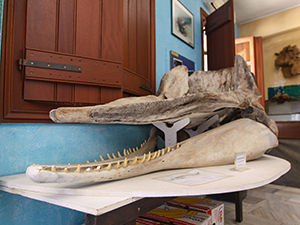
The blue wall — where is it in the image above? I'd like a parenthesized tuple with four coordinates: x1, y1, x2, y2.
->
(155, 0, 208, 89)
(0, 1, 207, 224)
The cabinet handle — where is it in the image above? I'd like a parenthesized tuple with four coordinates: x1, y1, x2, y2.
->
(139, 84, 152, 93)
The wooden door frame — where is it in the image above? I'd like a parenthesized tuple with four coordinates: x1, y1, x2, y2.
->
(200, 8, 208, 71)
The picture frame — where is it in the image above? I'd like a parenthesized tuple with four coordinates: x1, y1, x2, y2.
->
(172, 0, 194, 48)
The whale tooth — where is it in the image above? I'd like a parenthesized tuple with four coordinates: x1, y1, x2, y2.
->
(139, 154, 146, 163)
(122, 158, 128, 168)
(75, 164, 81, 173)
(129, 148, 132, 153)
(51, 166, 56, 172)
(176, 143, 180, 149)
(123, 149, 127, 156)
(114, 161, 120, 169)
(162, 149, 165, 156)
(107, 153, 112, 160)
(118, 151, 122, 158)
(104, 163, 112, 171)
(167, 147, 171, 153)
(112, 153, 117, 159)
(151, 151, 157, 160)
(100, 155, 104, 161)
(146, 152, 151, 161)
(157, 150, 161, 157)
(64, 168, 68, 173)
(94, 165, 101, 172)
(129, 157, 138, 165)
(126, 149, 130, 155)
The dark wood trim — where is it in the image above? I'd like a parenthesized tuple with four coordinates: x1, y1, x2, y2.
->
(151, 0, 156, 93)
(254, 37, 265, 109)
(0, 0, 8, 121)
(200, 8, 208, 70)
(277, 122, 300, 139)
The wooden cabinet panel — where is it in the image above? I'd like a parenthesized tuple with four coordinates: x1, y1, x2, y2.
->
(24, 49, 122, 88)
(0, 0, 155, 122)
(102, 0, 123, 62)
(128, 0, 137, 72)
(74, 85, 101, 104)
(23, 0, 123, 104)
(123, 70, 151, 96)
(101, 87, 123, 104)
(206, 0, 235, 70)
(136, 0, 151, 80)
(26, 0, 56, 51)
(58, 0, 75, 54)
(123, 0, 155, 95)
(76, 0, 101, 58)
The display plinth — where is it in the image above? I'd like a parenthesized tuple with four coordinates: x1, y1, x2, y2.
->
(0, 155, 290, 217)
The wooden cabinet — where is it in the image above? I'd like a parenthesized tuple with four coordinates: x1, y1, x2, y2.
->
(235, 36, 265, 108)
(0, 0, 155, 122)
(123, 0, 155, 96)
(206, 0, 235, 70)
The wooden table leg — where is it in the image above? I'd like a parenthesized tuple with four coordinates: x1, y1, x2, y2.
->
(85, 197, 173, 225)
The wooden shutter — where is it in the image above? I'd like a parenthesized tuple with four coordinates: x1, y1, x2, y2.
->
(0, 0, 155, 122)
(23, 0, 123, 104)
(206, 0, 235, 70)
(123, 0, 155, 96)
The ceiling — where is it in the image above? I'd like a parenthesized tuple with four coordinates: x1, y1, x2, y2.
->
(234, 0, 300, 24)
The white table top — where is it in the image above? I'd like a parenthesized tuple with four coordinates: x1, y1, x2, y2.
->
(0, 155, 290, 216)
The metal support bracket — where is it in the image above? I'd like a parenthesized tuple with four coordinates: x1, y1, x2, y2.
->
(18, 59, 82, 72)
(152, 118, 190, 148)
(184, 115, 219, 138)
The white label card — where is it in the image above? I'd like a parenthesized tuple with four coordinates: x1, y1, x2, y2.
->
(235, 152, 247, 170)
(155, 169, 227, 186)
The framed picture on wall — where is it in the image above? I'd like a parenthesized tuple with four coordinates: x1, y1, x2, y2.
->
(172, 0, 194, 48)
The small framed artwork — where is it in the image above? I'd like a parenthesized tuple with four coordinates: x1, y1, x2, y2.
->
(172, 0, 194, 48)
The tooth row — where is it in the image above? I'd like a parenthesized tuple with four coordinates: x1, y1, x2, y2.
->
(45, 143, 181, 173)
(95, 140, 148, 161)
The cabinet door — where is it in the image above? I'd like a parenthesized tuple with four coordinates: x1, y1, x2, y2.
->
(1, 0, 123, 121)
(1, 0, 155, 121)
(123, 0, 155, 96)
(206, 0, 235, 70)
(23, 0, 123, 104)
(235, 36, 265, 108)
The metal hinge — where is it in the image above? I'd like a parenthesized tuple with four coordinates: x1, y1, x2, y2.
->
(139, 84, 152, 93)
(18, 59, 82, 72)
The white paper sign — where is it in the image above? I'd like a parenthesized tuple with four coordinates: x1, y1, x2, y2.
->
(235, 152, 247, 170)
(155, 169, 227, 186)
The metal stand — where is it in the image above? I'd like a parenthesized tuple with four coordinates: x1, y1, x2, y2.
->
(152, 118, 190, 148)
(184, 115, 219, 137)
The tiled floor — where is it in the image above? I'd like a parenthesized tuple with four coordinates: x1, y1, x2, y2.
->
(224, 184, 300, 225)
